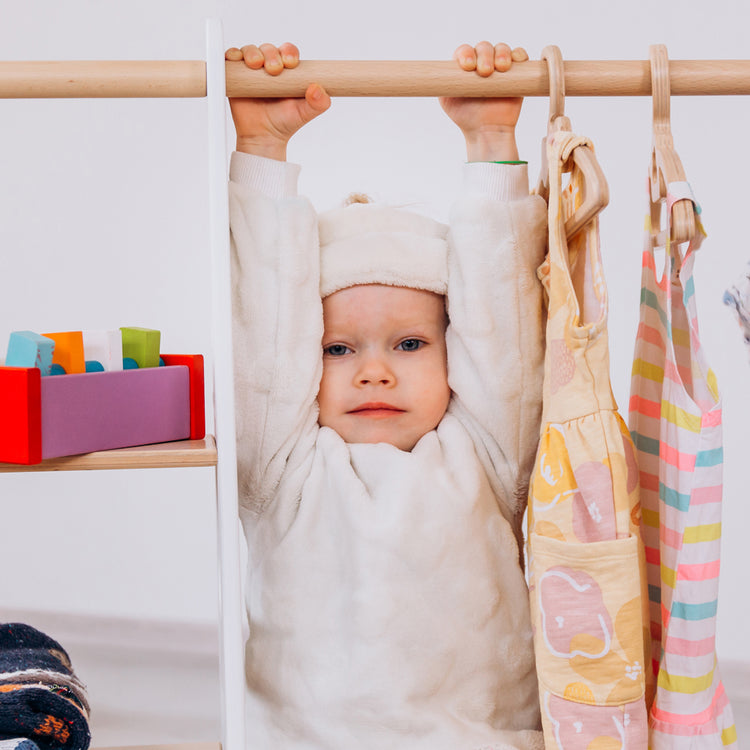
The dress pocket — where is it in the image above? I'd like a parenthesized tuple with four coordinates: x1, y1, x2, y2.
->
(528, 531, 646, 707)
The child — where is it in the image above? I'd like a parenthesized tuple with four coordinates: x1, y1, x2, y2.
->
(226, 41, 547, 750)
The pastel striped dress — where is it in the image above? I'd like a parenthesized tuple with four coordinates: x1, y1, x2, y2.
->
(628, 201, 738, 747)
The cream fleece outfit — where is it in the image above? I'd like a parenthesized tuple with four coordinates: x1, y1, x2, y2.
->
(230, 151, 547, 750)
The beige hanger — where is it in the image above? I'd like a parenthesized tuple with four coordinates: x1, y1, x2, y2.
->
(537, 45, 609, 239)
(649, 44, 695, 246)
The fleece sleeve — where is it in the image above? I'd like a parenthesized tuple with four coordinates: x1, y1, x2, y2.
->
(446, 162, 547, 527)
(229, 152, 322, 515)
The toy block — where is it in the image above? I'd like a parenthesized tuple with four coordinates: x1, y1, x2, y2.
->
(120, 327, 160, 368)
(5, 331, 55, 375)
(50, 364, 66, 375)
(161, 354, 206, 439)
(82, 330, 123, 372)
(123, 357, 139, 369)
(40, 366, 190, 459)
(42, 331, 86, 374)
(0, 367, 42, 464)
(85, 360, 104, 372)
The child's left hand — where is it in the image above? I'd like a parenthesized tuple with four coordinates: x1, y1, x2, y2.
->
(440, 42, 529, 162)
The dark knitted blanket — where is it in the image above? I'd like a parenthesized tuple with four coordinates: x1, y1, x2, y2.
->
(0, 624, 90, 750)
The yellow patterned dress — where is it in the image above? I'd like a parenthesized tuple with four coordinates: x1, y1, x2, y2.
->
(527, 129, 651, 749)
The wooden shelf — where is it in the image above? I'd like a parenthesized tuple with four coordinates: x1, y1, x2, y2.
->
(95, 744, 221, 750)
(0, 435, 217, 472)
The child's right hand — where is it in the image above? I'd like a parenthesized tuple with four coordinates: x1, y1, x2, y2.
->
(225, 43, 331, 161)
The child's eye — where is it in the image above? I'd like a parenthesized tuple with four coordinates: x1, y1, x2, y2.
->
(324, 344, 352, 356)
(396, 338, 424, 352)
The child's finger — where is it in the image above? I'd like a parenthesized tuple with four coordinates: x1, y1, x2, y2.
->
(511, 47, 529, 63)
(240, 44, 265, 70)
(304, 83, 331, 115)
(259, 43, 284, 75)
(278, 42, 301, 69)
(453, 43, 477, 72)
(225, 47, 244, 62)
(476, 41, 495, 76)
(494, 43, 513, 72)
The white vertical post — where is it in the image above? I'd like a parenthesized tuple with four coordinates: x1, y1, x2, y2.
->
(205, 17, 246, 750)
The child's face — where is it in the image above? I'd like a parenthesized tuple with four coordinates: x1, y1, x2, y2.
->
(318, 284, 451, 452)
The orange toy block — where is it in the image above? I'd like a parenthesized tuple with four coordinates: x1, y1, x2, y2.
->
(42, 331, 86, 374)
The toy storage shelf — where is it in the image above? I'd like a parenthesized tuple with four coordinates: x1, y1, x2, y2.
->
(0, 20, 246, 750)
(0, 436, 217, 473)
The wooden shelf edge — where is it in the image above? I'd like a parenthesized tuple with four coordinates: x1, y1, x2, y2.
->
(0, 435, 217, 472)
(94, 744, 221, 750)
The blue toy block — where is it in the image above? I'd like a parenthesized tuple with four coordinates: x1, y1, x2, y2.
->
(5, 331, 55, 376)
(123, 357, 139, 370)
(50, 364, 66, 375)
(85, 360, 105, 373)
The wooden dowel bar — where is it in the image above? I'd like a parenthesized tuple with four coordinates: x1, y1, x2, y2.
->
(2, 59, 750, 99)
(227, 60, 750, 98)
(0, 61, 207, 98)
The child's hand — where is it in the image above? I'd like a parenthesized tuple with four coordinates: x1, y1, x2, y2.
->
(440, 42, 529, 162)
(225, 43, 331, 161)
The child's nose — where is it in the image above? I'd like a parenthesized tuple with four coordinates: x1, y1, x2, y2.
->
(356, 354, 395, 386)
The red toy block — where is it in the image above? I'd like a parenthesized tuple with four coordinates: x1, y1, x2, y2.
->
(160, 354, 206, 440)
(0, 367, 42, 464)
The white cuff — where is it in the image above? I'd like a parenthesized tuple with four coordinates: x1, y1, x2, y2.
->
(229, 151, 301, 199)
(462, 162, 529, 202)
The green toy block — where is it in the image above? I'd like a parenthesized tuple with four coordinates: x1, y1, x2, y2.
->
(120, 326, 161, 369)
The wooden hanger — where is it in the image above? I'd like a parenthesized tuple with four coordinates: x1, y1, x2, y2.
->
(649, 44, 695, 246)
(537, 45, 609, 240)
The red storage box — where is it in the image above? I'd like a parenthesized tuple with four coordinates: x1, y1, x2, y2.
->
(0, 354, 205, 465)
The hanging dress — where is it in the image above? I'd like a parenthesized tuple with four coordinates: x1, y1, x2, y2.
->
(527, 129, 650, 750)
(722, 260, 750, 362)
(629, 188, 738, 748)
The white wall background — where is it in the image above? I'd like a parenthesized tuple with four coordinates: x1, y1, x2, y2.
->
(1, 0, 748, 669)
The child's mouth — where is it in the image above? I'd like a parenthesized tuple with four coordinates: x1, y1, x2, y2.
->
(348, 402, 405, 418)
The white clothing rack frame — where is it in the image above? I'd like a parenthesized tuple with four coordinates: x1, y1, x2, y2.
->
(0, 19, 247, 750)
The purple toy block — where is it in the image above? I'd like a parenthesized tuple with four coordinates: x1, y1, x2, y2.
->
(40, 365, 190, 459)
